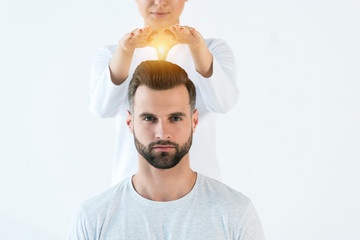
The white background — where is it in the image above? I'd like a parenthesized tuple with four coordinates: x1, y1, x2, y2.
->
(1, 0, 359, 239)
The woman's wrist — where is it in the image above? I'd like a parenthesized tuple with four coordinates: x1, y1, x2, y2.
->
(188, 38, 206, 52)
(118, 40, 135, 55)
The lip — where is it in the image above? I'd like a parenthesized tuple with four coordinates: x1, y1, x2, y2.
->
(152, 145, 175, 151)
(150, 12, 170, 17)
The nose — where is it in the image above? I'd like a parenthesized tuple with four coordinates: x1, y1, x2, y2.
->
(154, 0, 167, 7)
(154, 120, 171, 140)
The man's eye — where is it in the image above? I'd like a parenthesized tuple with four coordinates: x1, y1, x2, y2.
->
(171, 117, 181, 122)
(144, 117, 154, 121)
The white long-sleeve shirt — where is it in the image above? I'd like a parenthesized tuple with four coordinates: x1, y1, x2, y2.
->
(88, 39, 238, 185)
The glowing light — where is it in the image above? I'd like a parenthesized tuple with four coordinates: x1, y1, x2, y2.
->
(152, 37, 173, 60)
(158, 46, 166, 55)
(155, 44, 169, 60)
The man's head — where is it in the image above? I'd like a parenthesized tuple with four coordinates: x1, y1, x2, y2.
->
(128, 60, 196, 113)
(127, 60, 198, 169)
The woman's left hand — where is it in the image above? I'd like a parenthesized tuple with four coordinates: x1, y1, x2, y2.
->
(163, 24, 204, 48)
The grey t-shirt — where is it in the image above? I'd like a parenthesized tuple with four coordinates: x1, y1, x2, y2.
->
(69, 174, 265, 240)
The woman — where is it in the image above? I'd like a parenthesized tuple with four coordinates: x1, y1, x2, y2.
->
(88, 0, 238, 185)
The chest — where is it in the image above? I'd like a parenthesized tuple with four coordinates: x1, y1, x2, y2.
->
(98, 203, 237, 240)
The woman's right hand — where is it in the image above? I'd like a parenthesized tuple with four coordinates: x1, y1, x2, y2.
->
(119, 26, 157, 53)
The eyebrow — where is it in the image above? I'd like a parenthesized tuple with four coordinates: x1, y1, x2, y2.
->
(138, 112, 187, 118)
(169, 112, 187, 117)
(139, 112, 156, 118)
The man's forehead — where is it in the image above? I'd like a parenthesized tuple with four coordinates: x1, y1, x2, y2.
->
(133, 85, 190, 112)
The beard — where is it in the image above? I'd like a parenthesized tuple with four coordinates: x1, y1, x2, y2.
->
(133, 131, 193, 169)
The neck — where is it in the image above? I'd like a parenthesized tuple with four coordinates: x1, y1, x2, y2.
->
(132, 154, 197, 202)
(146, 20, 180, 34)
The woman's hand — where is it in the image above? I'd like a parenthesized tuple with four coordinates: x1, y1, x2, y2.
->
(164, 24, 213, 78)
(163, 24, 204, 48)
(119, 26, 158, 53)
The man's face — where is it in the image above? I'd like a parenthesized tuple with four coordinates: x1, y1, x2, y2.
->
(134, 0, 187, 29)
(127, 85, 198, 169)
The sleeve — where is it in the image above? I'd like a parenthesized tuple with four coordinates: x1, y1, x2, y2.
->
(68, 207, 93, 240)
(238, 201, 266, 240)
(87, 46, 130, 118)
(196, 39, 239, 113)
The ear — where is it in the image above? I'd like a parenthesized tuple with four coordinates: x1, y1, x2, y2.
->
(192, 109, 199, 133)
(126, 110, 134, 134)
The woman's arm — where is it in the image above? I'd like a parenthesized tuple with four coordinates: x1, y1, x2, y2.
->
(110, 26, 157, 85)
(88, 26, 157, 118)
(164, 25, 213, 78)
(165, 25, 238, 113)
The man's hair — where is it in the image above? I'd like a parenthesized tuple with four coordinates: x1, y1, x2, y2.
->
(128, 60, 196, 113)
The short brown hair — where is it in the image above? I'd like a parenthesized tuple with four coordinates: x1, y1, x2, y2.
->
(128, 60, 196, 113)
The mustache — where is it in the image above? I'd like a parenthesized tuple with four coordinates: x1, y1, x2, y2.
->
(149, 140, 178, 148)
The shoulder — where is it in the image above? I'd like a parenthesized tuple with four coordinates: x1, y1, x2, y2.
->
(198, 174, 251, 214)
(197, 175, 264, 237)
(69, 179, 130, 239)
(79, 178, 129, 221)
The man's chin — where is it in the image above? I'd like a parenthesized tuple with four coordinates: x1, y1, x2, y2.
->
(146, 155, 181, 169)
(151, 162, 180, 170)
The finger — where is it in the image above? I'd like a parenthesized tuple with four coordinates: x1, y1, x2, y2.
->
(149, 31, 158, 39)
(163, 29, 176, 39)
(128, 28, 139, 39)
(131, 28, 144, 37)
(181, 25, 195, 35)
(123, 31, 135, 41)
(144, 25, 151, 32)
(169, 25, 180, 36)
(130, 28, 139, 34)
(145, 27, 156, 37)
(148, 34, 156, 43)
(129, 32, 135, 39)
(179, 27, 190, 34)
(142, 25, 153, 34)
(143, 29, 151, 37)
(146, 31, 158, 42)
(169, 25, 176, 31)
(141, 27, 148, 34)
(191, 28, 202, 39)
(170, 24, 180, 32)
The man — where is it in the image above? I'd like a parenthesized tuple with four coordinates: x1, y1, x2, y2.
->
(71, 61, 264, 239)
